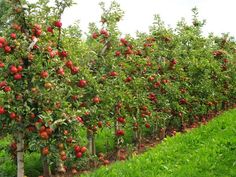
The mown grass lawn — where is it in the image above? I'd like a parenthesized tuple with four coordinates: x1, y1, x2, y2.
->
(83, 109, 236, 177)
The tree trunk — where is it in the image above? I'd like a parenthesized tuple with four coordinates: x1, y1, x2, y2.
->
(87, 129, 94, 155)
(57, 160, 66, 177)
(159, 128, 166, 140)
(92, 135, 96, 155)
(17, 132, 24, 177)
(41, 155, 51, 177)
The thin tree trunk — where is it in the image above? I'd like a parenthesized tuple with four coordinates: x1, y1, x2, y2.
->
(92, 135, 96, 155)
(114, 120, 119, 149)
(41, 155, 51, 177)
(17, 132, 24, 177)
(57, 160, 65, 177)
(87, 129, 94, 155)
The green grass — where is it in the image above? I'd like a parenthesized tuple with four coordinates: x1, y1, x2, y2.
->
(83, 109, 236, 177)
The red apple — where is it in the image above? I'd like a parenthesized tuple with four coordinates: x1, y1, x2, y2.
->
(54, 21, 62, 28)
(80, 146, 87, 153)
(17, 66, 23, 72)
(9, 65, 18, 74)
(4, 86, 11, 92)
(0, 37, 6, 44)
(10, 33, 17, 39)
(70, 66, 79, 75)
(57, 68, 65, 76)
(0, 106, 6, 114)
(0, 62, 5, 68)
(4, 46, 11, 53)
(125, 76, 132, 82)
(92, 32, 99, 39)
(145, 123, 151, 128)
(92, 96, 101, 104)
(14, 73, 22, 80)
(77, 80, 87, 88)
(76, 152, 82, 158)
(115, 51, 121, 57)
(40, 71, 49, 79)
(74, 145, 80, 152)
(117, 117, 125, 124)
(120, 38, 128, 45)
(65, 60, 73, 68)
(109, 71, 118, 77)
(0, 81, 7, 88)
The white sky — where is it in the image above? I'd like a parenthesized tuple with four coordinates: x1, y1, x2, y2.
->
(61, 0, 236, 37)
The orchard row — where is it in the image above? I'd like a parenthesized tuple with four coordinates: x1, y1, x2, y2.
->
(0, 1, 235, 176)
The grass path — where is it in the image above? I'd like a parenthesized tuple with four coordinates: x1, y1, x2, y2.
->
(83, 109, 236, 177)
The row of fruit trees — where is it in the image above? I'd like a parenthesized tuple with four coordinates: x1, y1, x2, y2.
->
(0, 0, 236, 177)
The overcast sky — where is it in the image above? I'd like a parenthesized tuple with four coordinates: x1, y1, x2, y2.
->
(61, 0, 236, 37)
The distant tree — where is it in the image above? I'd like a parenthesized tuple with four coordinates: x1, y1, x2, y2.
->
(0, 0, 12, 33)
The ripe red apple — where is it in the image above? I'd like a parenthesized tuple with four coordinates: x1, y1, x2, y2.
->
(40, 131, 49, 140)
(145, 123, 151, 128)
(77, 116, 84, 123)
(92, 96, 101, 104)
(76, 152, 82, 158)
(10, 33, 17, 39)
(109, 71, 118, 77)
(40, 71, 49, 79)
(65, 60, 73, 68)
(35, 29, 42, 36)
(115, 51, 121, 57)
(125, 76, 132, 82)
(14, 73, 22, 80)
(60, 155, 67, 161)
(0, 37, 6, 44)
(179, 98, 187, 105)
(4, 86, 11, 92)
(47, 27, 54, 33)
(74, 145, 80, 152)
(70, 66, 79, 75)
(4, 46, 11, 53)
(77, 79, 87, 88)
(9, 112, 17, 119)
(125, 48, 133, 55)
(0, 81, 7, 88)
(49, 51, 56, 58)
(46, 128, 53, 135)
(59, 50, 68, 58)
(9, 65, 18, 74)
(0, 62, 5, 68)
(57, 68, 65, 76)
(42, 147, 49, 156)
(120, 38, 128, 45)
(92, 32, 99, 39)
(97, 121, 102, 128)
(116, 129, 125, 136)
(17, 66, 23, 72)
(100, 29, 109, 37)
(117, 117, 126, 124)
(0, 106, 6, 114)
(54, 21, 62, 28)
(148, 76, 155, 82)
(80, 146, 87, 153)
